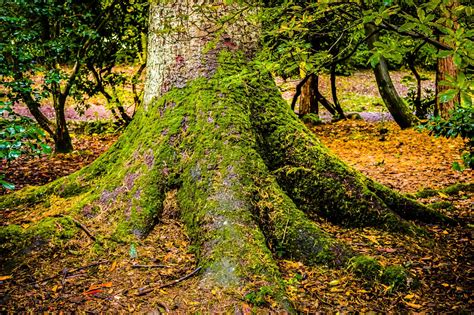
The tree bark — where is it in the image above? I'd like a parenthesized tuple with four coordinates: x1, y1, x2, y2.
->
(435, 0, 460, 119)
(0, 1, 453, 311)
(364, 23, 418, 129)
(330, 64, 346, 119)
(299, 73, 318, 116)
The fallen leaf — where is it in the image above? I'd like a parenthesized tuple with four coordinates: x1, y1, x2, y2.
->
(405, 301, 422, 309)
(109, 261, 117, 272)
(83, 288, 102, 295)
(438, 192, 449, 199)
(328, 279, 340, 286)
(0, 275, 12, 281)
(87, 282, 113, 291)
(404, 294, 415, 300)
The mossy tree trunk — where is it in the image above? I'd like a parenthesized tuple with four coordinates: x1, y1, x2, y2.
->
(0, 1, 453, 311)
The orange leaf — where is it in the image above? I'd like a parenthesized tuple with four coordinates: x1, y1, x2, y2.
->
(88, 282, 113, 290)
(0, 275, 12, 281)
(83, 288, 102, 295)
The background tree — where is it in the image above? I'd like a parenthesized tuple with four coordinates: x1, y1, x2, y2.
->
(261, 0, 472, 129)
(1, 0, 148, 152)
(85, 0, 149, 126)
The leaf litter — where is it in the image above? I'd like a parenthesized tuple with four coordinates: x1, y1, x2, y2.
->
(0, 118, 472, 312)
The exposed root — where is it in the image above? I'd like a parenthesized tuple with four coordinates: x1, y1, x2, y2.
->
(0, 56, 457, 311)
(248, 73, 452, 231)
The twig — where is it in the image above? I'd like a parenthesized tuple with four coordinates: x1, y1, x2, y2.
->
(52, 214, 97, 242)
(159, 266, 202, 289)
(136, 266, 202, 296)
(132, 264, 170, 269)
(69, 217, 96, 242)
(28, 260, 110, 285)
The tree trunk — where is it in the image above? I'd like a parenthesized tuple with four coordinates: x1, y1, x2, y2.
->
(299, 73, 318, 116)
(0, 1, 453, 311)
(435, 0, 460, 119)
(364, 23, 418, 129)
(435, 56, 458, 119)
(53, 96, 74, 153)
(330, 64, 346, 119)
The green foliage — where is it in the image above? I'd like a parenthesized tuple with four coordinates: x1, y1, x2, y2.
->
(0, 0, 148, 150)
(244, 286, 275, 306)
(421, 106, 473, 170)
(0, 100, 51, 190)
(0, 102, 51, 161)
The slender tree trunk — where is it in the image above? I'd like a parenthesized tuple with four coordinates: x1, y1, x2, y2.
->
(52, 95, 73, 153)
(435, 0, 460, 119)
(299, 73, 318, 116)
(364, 23, 417, 129)
(330, 64, 345, 119)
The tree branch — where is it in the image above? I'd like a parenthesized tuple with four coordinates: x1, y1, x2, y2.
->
(379, 22, 452, 51)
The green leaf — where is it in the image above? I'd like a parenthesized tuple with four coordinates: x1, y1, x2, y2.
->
(129, 243, 138, 259)
(439, 89, 458, 103)
(453, 54, 462, 67)
(399, 22, 415, 32)
(452, 162, 463, 172)
(8, 150, 21, 159)
(417, 8, 425, 21)
(0, 181, 15, 190)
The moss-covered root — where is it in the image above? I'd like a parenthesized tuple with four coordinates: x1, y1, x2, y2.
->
(248, 74, 451, 231)
(0, 217, 78, 266)
(252, 174, 353, 266)
(0, 88, 190, 259)
(171, 74, 353, 310)
(367, 180, 457, 225)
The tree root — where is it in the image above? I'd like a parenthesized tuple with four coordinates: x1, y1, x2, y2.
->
(0, 59, 457, 311)
(248, 76, 453, 231)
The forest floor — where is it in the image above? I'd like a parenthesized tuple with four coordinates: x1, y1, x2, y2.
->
(1, 119, 472, 313)
(1, 70, 472, 312)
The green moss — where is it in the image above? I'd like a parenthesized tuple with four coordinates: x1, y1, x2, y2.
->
(0, 225, 24, 255)
(416, 183, 473, 199)
(443, 182, 473, 195)
(381, 265, 408, 291)
(416, 188, 438, 198)
(0, 217, 78, 261)
(348, 255, 382, 280)
(301, 113, 322, 125)
(429, 201, 453, 210)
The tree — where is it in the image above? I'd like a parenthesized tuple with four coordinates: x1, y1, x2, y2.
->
(435, 0, 460, 119)
(1, 0, 148, 152)
(0, 1, 455, 310)
(364, 22, 418, 129)
(1, 0, 104, 152)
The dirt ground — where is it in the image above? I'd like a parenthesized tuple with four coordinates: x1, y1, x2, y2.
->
(1, 117, 472, 313)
